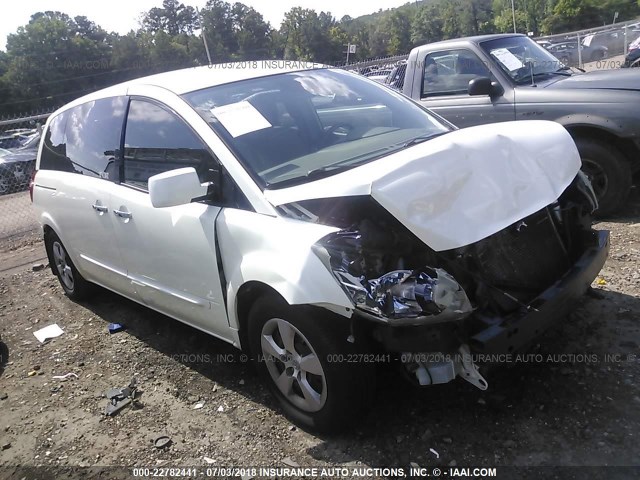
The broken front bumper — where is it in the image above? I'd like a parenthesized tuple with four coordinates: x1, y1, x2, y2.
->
(363, 230, 609, 356)
(470, 230, 609, 354)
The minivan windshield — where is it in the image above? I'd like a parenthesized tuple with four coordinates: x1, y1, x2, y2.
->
(481, 36, 567, 85)
(183, 68, 450, 189)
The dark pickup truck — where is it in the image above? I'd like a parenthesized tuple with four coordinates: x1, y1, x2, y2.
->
(394, 34, 640, 215)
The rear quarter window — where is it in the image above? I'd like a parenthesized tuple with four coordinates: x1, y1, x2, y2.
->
(39, 97, 126, 180)
(66, 97, 127, 180)
(40, 111, 72, 172)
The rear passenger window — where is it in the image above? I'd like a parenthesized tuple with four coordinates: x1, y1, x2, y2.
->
(123, 100, 216, 189)
(40, 112, 73, 172)
(66, 97, 126, 180)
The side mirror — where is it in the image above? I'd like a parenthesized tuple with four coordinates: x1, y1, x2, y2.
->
(148, 167, 208, 208)
(468, 77, 504, 97)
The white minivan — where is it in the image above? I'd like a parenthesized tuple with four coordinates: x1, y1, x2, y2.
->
(32, 63, 608, 431)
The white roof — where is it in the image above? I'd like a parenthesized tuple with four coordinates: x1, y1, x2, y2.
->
(55, 61, 326, 114)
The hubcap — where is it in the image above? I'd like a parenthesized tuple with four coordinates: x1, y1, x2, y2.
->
(261, 318, 327, 412)
(581, 159, 608, 201)
(52, 241, 74, 291)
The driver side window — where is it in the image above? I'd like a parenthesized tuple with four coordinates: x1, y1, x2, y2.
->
(123, 99, 218, 190)
(422, 49, 493, 98)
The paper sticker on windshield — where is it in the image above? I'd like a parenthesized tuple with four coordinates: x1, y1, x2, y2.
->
(492, 48, 524, 71)
(210, 101, 271, 138)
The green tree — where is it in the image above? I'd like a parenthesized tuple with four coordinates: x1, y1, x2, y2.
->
(412, 5, 444, 45)
(230, 3, 272, 59)
(387, 10, 412, 54)
(142, 0, 198, 36)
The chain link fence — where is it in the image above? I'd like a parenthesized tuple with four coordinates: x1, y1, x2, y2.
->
(0, 112, 51, 246)
(537, 19, 640, 70)
(342, 18, 640, 75)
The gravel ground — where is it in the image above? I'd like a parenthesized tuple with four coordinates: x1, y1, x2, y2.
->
(0, 190, 638, 480)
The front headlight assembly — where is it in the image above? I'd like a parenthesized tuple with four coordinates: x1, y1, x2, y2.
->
(312, 232, 473, 325)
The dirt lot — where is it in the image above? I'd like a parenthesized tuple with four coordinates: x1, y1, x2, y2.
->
(0, 191, 639, 480)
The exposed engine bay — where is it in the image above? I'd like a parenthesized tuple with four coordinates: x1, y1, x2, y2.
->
(278, 172, 600, 389)
(282, 172, 596, 321)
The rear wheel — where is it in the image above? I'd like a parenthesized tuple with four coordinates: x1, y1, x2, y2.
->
(248, 295, 375, 432)
(44, 231, 92, 300)
(574, 138, 631, 217)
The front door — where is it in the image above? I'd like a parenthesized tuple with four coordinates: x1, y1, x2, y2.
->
(418, 49, 515, 128)
(109, 98, 230, 339)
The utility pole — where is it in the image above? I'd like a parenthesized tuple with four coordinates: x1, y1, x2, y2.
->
(511, 0, 517, 33)
(196, 7, 212, 66)
(344, 43, 356, 65)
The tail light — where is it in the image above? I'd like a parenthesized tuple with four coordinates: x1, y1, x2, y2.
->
(29, 169, 37, 202)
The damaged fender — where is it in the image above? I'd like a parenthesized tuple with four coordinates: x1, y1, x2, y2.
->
(215, 209, 354, 333)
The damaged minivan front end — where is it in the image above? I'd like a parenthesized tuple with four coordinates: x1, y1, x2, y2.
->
(269, 121, 609, 392)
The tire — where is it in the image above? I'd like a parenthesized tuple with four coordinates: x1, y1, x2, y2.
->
(247, 295, 375, 432)
(590, 50, 604, 62)
(0, 168, 12, 196)
(574, 138, 632, 217)
(44, 230, 93, 301)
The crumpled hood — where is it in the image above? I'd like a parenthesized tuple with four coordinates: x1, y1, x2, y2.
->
(264, 120, 581, 252)
(547, 69, 640, 91)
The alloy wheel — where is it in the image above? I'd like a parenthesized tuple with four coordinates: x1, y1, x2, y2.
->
(260, 317, 327, 412)
(52, 241, 74, 291)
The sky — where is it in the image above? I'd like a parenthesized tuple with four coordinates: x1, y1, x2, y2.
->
(0, 0, 412, 50)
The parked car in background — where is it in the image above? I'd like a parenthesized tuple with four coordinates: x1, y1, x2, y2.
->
(0, 129, 40, 195)
(624, 36, 640, 67)
(400, 34, 640, 215)
(32, 63, 607, 431)
(385, 61, 407, 90)
(364, 68, 392, 83)
(536, 40, 553, 50)
(583, 29, 640, 57)
(547, 40, 608, 64)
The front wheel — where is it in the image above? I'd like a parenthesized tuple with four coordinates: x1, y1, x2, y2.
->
(248, 296, 375, 432)
(574, 138, 631, 217)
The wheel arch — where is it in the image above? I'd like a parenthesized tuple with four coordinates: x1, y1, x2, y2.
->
(234, 281, 287, 352)
(563, 124, 639, 172)
(43, 224, 58, 276)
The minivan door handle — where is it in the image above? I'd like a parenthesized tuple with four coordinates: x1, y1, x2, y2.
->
(113, 209, 132, 219)
(92, 204, 108, 213)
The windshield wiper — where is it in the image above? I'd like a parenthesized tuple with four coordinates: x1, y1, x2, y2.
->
(266, 164, 358, 189)
(517, 70, 570, 84)
(402, 132, 447, 148)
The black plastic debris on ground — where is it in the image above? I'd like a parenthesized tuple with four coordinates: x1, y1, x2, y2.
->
(104, 378, 139, 416)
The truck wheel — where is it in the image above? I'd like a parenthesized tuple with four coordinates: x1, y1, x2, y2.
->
(248, 295, 375, 432)
(44, 230, 93, 301)
(575, 138, 631, 216)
